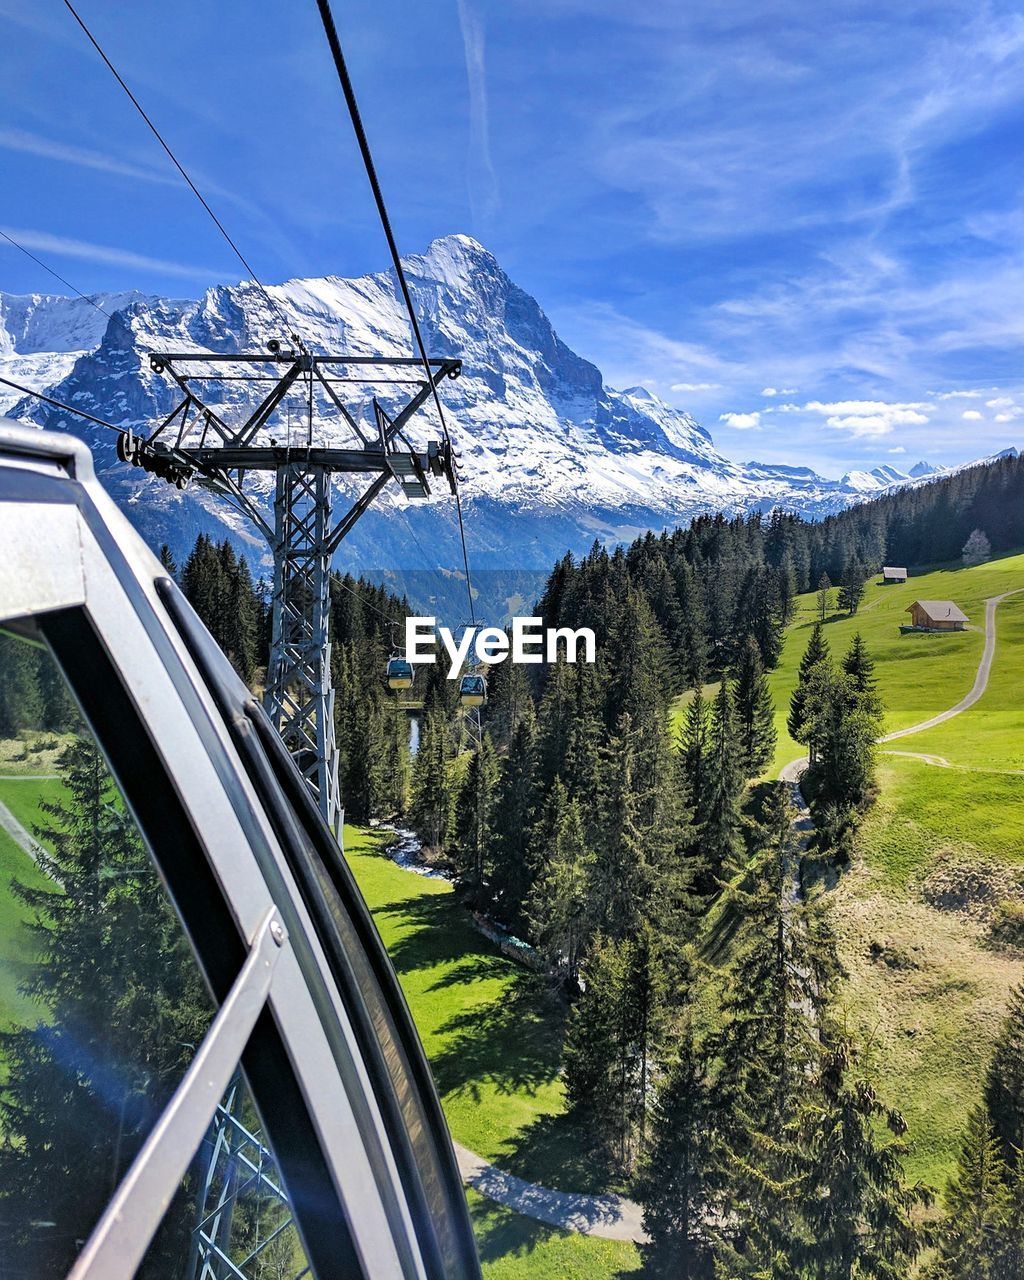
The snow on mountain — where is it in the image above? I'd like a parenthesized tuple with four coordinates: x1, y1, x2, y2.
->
(0, 235, 1014, 602)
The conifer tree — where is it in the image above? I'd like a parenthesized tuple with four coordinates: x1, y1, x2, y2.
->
(985, 983, 1024, 1168)
(680, 686, 711, 818)
(635, 1020, 722, 1280)
(488, 706, 540, 927)
(158, 543, 179, 579)
(787, 624, 831, 758)
(0, 736, 211, 1276)
(796, 1042, 926, 1280)
(841, 631, 876, 695)
(527, 779, 593, 985)
(452, 734, 499, 906)
(694, 682, 744, 887)
(929, 1107, 1006, 1278)
(731, 637, 777, 779)
(837, 561, 867, 615)
(410, 707, 455, 853)
(0, 632, 42, 737)
(817, 571, 833, 622)
(484, 649, 532, 750)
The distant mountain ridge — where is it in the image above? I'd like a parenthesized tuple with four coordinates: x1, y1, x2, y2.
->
(0, 235, 1017, 603)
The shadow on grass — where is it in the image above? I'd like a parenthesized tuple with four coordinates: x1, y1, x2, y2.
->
(496, 1110, 626, 1196)
(468, 1192, 561, 1265)
(430, 964, 565, 1102)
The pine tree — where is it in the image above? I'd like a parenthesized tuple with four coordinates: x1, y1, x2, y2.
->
(635, 1020, 722, 1279)
(731, 637, 777, 779)
(489, 706, 540, 928)
(787, 624, 831, 758)
(694, 682, 744, 887)
(452, 734, 499, 907)
(0, 737, 211, 1276)
(985, 983, 1024, 1168)
(797, 1042, 927, 1279)
(0, 632, 42, 737)
(158, 543, 179, 579)
(563, 928, 666, 1169)
(841, 631, 876, 695)
(410, 707, 455, 853)
(837, 561, 866, 615)
(526, 780, 593, 985)
(930, 1107, 1007, 1278)
(817, 571, 833, 622)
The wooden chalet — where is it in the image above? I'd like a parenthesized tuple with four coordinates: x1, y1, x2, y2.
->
(904, 600, 968, 632)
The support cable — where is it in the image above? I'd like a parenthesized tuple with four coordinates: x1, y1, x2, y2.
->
(0, 373, 128, 436)
(312, 0, 477, 624)
(62, 0, 303, 348)
(0, 229, 112, 320)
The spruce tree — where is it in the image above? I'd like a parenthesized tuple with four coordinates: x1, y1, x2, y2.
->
(452, 734, 499, 907)
(797, 1042, 926, 1280)
(929, 1107, 1007, 1279)
(787, 623, 831, 756)
(694, 682, 744, 887)
(526, 780, 593, 985)
(817, 571, 833, 622)
(489, 706, 540, 928)
(0, 631, 42, 737)
(410, 707, 455, 854)
(985, 983, 1024, 1168)
(841, 631, 876, 695)
(731, 637, 777, 779)
(635, 1020, 722, 1280)
(0, 736, 211, 1276)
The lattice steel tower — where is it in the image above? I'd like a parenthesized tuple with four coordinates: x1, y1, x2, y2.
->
(121, 343, 460, 832)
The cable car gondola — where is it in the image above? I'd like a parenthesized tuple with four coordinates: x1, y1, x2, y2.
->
(459, 674, 486, 707)
(386, 657, 415, 690)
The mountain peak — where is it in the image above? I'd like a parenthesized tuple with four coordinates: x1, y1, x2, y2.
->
(622, 385, 657, 402)
(405, 233, 498, 290)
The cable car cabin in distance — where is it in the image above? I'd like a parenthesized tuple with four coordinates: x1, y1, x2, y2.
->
(0, 421, 481, 1280)
(387, 657, 415, 690)
(459, 674, 486, 707)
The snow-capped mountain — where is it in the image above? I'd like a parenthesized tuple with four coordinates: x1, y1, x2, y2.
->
(0, 234, 1014, 614)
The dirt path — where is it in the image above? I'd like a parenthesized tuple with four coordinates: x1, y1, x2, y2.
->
(880, 589, 1024, 743)
(781, 588, 1024, 782)
(0, 798, 43, 866)
(454, 1143, 649, 1242)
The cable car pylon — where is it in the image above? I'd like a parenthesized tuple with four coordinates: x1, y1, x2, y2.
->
(132, 344, 461, 834)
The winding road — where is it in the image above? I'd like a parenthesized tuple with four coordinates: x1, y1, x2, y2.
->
(782, 588, 1024, 782)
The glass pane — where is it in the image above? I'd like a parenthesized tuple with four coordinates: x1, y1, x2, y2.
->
(0, 628, 309, 1280)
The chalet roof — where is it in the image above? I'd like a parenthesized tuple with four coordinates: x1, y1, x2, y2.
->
(883, 566, 907, 575)
(906, 600, 969, 623)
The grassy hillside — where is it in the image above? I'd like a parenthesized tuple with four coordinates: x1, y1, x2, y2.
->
(767, 552, 1024, 1190)
(765, 551, 1024, 773)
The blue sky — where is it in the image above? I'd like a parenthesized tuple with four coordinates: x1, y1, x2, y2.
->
(1, 0, 1022, 476)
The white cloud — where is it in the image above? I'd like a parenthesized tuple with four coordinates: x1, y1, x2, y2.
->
(987, 396, 1016, 408)
(887, 446, 907, 454)
(934, 389, 985, 400)
(719, 410, 761, 429)
(962, 409, 983, 420)
(761, 386, 778, 396)
(671, 381, 719, 391)
(0, 226, 226, 280)
(803, 398, 931, 438)
(994, 408, 1024, 422)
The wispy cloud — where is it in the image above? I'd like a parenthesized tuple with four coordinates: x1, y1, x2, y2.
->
(456, 0, 500, 226)
(0, 226, 226, 281)
(0, 127, 177, 187)
(805, 399, 931, 438)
